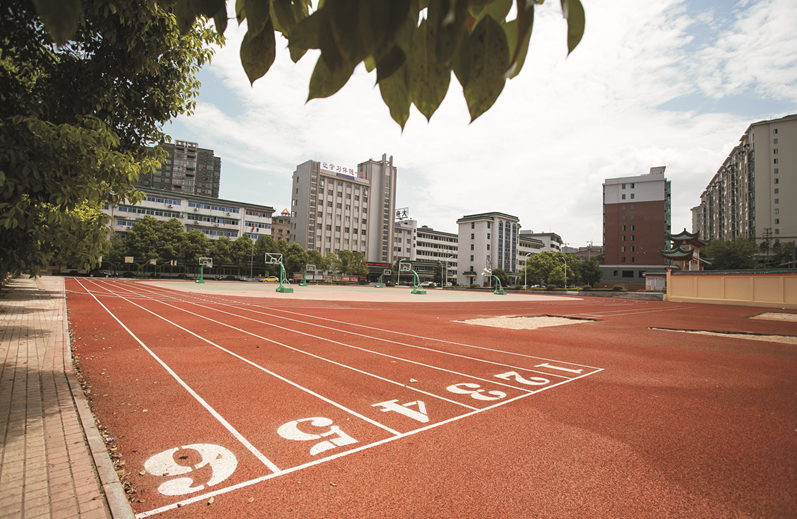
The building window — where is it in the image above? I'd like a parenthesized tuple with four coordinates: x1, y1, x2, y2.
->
(487, 244, 490, 250)
(471, 233, 474, 239)
(630, 183, 635, 188)
(622, 257, 626, 262)
(630, 215, 635, 220)
(470, 255, 474, 261)
(630, 204, 634, 210)
(774, 158, 778, 164)
(775, 199, 779, 204)
(487, 233, 490, 239)
(487, 222, 491, 229)
(631, 235, 635, 241)
(622, 184, 626, 189)
(775, 178, 779, 184)
(775, 168, 779, 174)
(621, 205, 625, 210)
(471, 244, 474, 250)
(621, 246, 625, 252)
(774, 128, 778, 134)
(622, 225, 626, 231)
(622, 236, 626, 241)
(631, 225, 635, 231)
(631, 257, 635, 263)
(775, 219, 780, 224)
(621, 215, 626, 221)
(774, 209, 779, 214)
(775, 229, 780, 234)
(775, 189, 779, 194)
(774, 149, 778, 154)
(630, 194, 635, 199)
(471, 222, 474, 229)
(631, 246, 635, 252)
(622, 194, 626, 200)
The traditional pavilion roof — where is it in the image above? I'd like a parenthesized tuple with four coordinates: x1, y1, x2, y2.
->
(667, 228, 707, 248)
(659, 246, 695, 260)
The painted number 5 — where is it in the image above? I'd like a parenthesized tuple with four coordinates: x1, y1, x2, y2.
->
(277, 417, 358, 456)
(143, 444, 237, 496)
(447, 383, 506, 401)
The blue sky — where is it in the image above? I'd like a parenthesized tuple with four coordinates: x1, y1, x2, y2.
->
(167, 0, 797, 247)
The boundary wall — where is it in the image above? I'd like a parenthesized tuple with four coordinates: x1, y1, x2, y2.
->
(664, 269, 797, 309)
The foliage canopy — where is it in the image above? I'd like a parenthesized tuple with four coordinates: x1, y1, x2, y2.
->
(33, 0, 586, 129)
(0, 0, 221, 275)
(702, 238, 760, 270)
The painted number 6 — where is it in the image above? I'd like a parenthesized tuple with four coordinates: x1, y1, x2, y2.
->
(277, 417, 358, 456)
(143, 444, 237, 496)
(447, 383, 506, 401)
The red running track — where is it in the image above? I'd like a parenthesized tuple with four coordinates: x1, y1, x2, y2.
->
(65, 278, 797, 518)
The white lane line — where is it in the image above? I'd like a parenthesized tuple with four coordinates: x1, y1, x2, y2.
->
(247, 303, 603, 370)
(93, 284, 548, 393)
(74, 279, 281, 474)
(85, 286, 404, 436)
(108, 281, 588, 380)
(87, 281, 480, 410)
(571, 305, 696, 318)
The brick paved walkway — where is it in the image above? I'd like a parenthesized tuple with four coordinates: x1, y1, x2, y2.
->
(0, 276, 132, 519)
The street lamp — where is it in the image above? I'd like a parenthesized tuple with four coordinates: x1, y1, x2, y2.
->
(437, 256, 452, 288)
(559, 253, 567, 289)
(523, 253, 531, 289)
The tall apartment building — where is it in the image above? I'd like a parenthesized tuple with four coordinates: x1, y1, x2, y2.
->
(456, 212, 520, 286)
(105, 188, 273, 240)
(135, 140, 222, 197)
(290, 154, 397, 266)
(602, 167, 672, 286)
(272, 208, 292, 244)
(693, 114, 796, 245)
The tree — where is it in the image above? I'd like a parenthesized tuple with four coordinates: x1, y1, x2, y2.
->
(581, 257, 603, 286)
(772, 241, 796, 268)
(180, 230, 212, 265)
(283, 243, 308, 276)
(34, 0, 585, 129)
(703, 239, 759, 270)
(306, 249, 327, 272)
(230, 234, 254, 270)
(325, 252, 341, 273)
(0, 1, 221, 275)
(433, 262, 443, 284)
(337, 250, 354, 274)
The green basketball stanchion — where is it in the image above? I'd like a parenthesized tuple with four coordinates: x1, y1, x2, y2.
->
(375, 268, 391, 288)
(197, 257, 212, 283)
(266, 253, 293, 293)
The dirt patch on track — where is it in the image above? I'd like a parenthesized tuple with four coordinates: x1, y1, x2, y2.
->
(651, 327, 797, 345)
(458, 315, 596, 330)
(750, 312, 797, 322)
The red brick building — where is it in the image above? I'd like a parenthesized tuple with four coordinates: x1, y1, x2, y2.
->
(600, 167, 672, 289)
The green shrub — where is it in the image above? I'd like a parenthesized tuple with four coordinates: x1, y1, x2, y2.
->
(122, 271, 134, 278)
(469, 284, 480, 289)
(612, 285, 625, 291)
(545, 285, 555, 291)
(225, 275, 238, 281)
(581, 285, 592, 291)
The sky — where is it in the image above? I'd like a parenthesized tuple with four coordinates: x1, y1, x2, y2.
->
(167, 0, 797, 248)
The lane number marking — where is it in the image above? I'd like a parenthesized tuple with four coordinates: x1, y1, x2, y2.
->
(446, 383, 507, 401)
(277, 417, 358, 456)
(144, 444, 237, 496)
(494, 371, 550, 386)
(372, 399, 429, 423)
(535, 363, 584, 374)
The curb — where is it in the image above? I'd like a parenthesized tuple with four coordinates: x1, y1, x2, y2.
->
(60, 280, 136, 519)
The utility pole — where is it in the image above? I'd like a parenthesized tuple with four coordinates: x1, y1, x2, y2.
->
(763, 228, 772, 266)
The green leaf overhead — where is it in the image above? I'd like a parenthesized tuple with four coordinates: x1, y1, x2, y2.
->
(241, 17, 277, 84)
(30, 0, 586, 127)
(407, 19, 451, 121)
(561, 0, 585, 55)
(463, 14, 508, 122)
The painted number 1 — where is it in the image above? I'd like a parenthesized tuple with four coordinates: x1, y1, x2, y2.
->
(277, 417, 358, 456)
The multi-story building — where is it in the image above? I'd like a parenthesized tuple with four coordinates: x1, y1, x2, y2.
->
(272, 208, 292, 244)
(693, 114, 796, 245)
(415, 225, 458, 284)
(393, 219, 417, 262)
(105, 188, 273, 240)
(518, 231, 563, 252)
(574, 245, 603, 262)
(135, 140, 222, 197)
(456, 212, 520, 286)
(290, 154, 397, 270)
(601, 166, 672, 288)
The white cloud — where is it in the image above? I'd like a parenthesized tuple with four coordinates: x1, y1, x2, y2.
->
(174, 0, 796, 248)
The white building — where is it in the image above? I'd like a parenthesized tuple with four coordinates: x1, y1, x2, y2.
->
(518, 231, 564, 252)
(456, 212, 520, 286)
(290, 154, 397, 266)
(517, 234, 545, 273)
(104, 188, 274, 240)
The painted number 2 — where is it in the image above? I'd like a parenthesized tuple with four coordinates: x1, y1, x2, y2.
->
(143, 444, 237, 496)
(494, 371, 550, 386)
(277, 417, 358, 456)
(447, 383, 506, 401)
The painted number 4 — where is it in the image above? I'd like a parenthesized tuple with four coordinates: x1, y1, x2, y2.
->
(277, 417, 358, 456)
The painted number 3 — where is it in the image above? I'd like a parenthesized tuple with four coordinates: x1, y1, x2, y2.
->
(447, 383, 506, 401)
(143, 444, 237, 496)
(277, 417, 358, 456)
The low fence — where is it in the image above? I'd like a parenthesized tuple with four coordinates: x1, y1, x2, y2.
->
(664, 269, 797, 309)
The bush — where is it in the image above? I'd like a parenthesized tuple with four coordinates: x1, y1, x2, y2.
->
(225, 275, 238, 281)
(122, 271, 134, 278)
(512, 285, 523, 290)
(581, 285, 592, 291)
(545, 285, 555, 291)
(612, 285, 625, 291)
(69, 270, 79, 276)
(469, 284, 480, 289)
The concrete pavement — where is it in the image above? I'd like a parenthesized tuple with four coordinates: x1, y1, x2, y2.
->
(0, 276, 132, 519)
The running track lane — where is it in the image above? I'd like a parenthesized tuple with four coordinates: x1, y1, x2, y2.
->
(69, 279, 603, 517)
